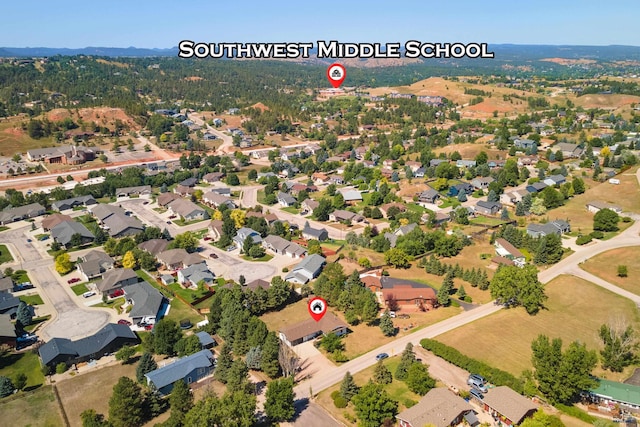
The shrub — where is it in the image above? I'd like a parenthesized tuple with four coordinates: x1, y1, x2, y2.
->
(331, 390, 341, 400)
(589, 231, 604, 239)
(617, 265, 628, 278)
(404, 399, 417, 408)
(333, 396, 348, 408)
(282, 267, 289, 273)
(622, 216, 632, 223)
(463, 296, 473, 303)
(56, 363, 68, 374)
(420, 339, 524, 393)
(576, 235, 593, 245)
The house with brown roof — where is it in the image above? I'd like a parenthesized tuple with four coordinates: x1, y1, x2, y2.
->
(157, 249, 202, 271)
(380, 203, 407, 218)
(202, 192, 236, 209)
(480, 386, 537, 426)
(202, 172, 225, 183)
(174, 185, 194, 197)
(311, 172, 330, 185)
(208, 220, 223, 241)
(279, 312, 348, 347)
(137, 239, 169, 256)
(397, 387, 475, 427)
(301, 199, 320, 214)
(42, 213, 72, 231)
(157, 192, 180, 207)
(95, 268, 139, 296)
(382, 284, 437, 311)
(494, 238, 525, 267)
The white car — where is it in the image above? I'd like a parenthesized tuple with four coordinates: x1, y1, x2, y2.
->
(82, 291, 96, 298)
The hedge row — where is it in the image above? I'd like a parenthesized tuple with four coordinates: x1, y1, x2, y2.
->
(420, 339, 524, 394)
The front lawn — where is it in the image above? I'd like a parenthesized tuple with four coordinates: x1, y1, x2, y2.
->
(241, 253, 274, 262)
(469, 216, 509, 227)
(173, 218, 206, 226)
(19, 294, 43, 305)
(0, 244, 13, 264)
(24, 315, 50, 332)
(91, 297, 125, 314)
(0, 226, 9, 232)
(281, 206, 300, 214)
(71, 283, 90, 295)
(12, 271, 31, 284)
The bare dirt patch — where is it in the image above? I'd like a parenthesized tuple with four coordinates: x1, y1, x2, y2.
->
(46, 107, 140, 131)
(540, 58, 598, 66)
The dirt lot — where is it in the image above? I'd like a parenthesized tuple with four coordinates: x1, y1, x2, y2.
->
(437, 274, 640, 381)
(0, 385, 63, 426)
(46, 107, 141, 131)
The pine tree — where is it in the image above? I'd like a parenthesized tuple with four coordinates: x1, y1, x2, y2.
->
(16, 301, 32, 326)
(395, 343, 416, 380)
(458, 285, 467, 300)
(108, 377, 144, 427)
(501, 207, 510, 220)
(162, 228, 171, 240)
(379, 312, 396, 337)
(136, 353, 157, 384)
(214, 343, 234, 383)
(168, 379, 193, 425)
(373, 360, 392, 384)
(479, 270, 490, 290)
(487, 189, 498, 202)
(245, 346, 262, 370)
(340, 372, 359, 401)
(261, 332, 281, 378)
(516, 202, 526, 216)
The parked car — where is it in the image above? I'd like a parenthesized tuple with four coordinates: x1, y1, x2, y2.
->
(117, 319, 132, 326)
(166, 221, 172, 224)
(68, 278, 80, 284)
(469, 388, 484, 400)
(82, 291, 96, 298)
(144, 324, 153, 330)
(209, 253, 218, 259)
(375, 353, 389, 361)
(398, 314, 411, 319)
(169, 215, 177, 219)
(110, 289, 124, 298)
(468, 374, 488, 393)
(468, 374, 487, 385)
(203, 236, 212, 241)
(38, 235, 49, 241)
(143, 201, 149, 205)
(26, 239, 32, 243)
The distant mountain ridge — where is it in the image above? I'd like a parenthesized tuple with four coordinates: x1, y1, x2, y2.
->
(1, 44, 640, 63)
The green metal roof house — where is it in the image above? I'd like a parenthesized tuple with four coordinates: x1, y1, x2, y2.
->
(590, 379, 640, 411)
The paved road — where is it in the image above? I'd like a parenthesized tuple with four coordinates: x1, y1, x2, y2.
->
(188, 113, 234, 155)
(282, 401, 342, 427)
(2, 227, 111, 341)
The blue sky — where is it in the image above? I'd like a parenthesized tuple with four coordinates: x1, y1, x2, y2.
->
(2, 0, 639, 48)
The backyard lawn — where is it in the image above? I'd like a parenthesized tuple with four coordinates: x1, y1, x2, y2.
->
(437, 274, 640, 381)
(0, 385, 62, 427)
(0, 351, 46, 389)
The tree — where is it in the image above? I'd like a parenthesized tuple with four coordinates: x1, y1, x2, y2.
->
(230, 209, 246, 229)
(501, 207, 510, 220)
(313, 198, 333, 221)
(80, 409, 109, 427)
(226, 173, 240, 186)
(16, 300, 32, 326)
(531, 335, 597, 404)
(437, 272, 454, 306)
(395, 343, 416, 380)
(151, 319, 182, 355)
(108, 376, 145, 427)
(115, 345, 135, 364)
(351, 381, 398, 427)
(572, 178, 585, 194)
(490, 265, 546, 314)
(169, 231, 198, 253)
(175, 334, 202, 357)
(487, 189, 498, 203)
(340, 371, 360, 401)
(215, 343, 234, 383)
(457, 191, 467, 202)
(332, 193, 345, 210)
(69, 232, 84, 248)
(618, 265, 628, 277)
(599, 318, 639, 372)
(516, 201, 526, 216)
(184, 390, 256, 427)
(246, 346, 262, 370)
(405, 362, 435, 395)
(261, 332, 281, 378)
(227, 358, 252, 394)
(0, 376, 15, 397)
(530, 197, 547, 215)
(136, 352, 157, 383)
(122, 250, 137, 269)
(13, 373, 27, 391)
(593, 208, 620, 232)
(519, 409, 565, 427)
(55, 253, 73, 274)
(457, 285, 467, 300)
(379, 312, 395, 337)
(248, 244, 265, 259)
(168, 379, 193, 425)
(384, 248, 411, 268)
(454, 207, 469, 225)
(373, 360, 392, 384)
(264, 377, 296, 423)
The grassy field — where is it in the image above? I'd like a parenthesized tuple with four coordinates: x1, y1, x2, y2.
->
(581, 246, 640, 294)
(437, 275, 640, 381)
(20, 293, 44, 305)
(0, 119, 58, 157)
(241, 253, 274, 262)
(0, 351, 46, 389)
(316, 356, 420, 425)
(552, 167, 640, 233)
(470, 216, 510, 227)
(0, 244, 14, 264)
(167, 282, 211, 303)
(0, 385, 63, 427)
(71, 283, 90, 295)
(91, 297, 125, 313)
(56, 362, 138, 427)
(135, 270, 204, 324)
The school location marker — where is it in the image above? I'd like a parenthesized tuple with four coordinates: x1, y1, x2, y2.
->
(308, 296, 327, 322)
(326, 63, 346, 88)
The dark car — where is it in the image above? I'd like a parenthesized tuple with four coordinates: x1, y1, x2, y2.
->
(469, 388, 484, 400)
(375, 353, 389, 361)
(209, 253, 218, 259)
(117, 319, 132, 326)
(166, 221, 172, 224)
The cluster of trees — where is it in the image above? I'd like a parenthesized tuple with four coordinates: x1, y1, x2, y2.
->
(313, 265, 379, 326)
(422, 255, 490, 289)
(496, 225, 565, 265)
(599, 317, 639, 372)
(489, 265, 547, 314)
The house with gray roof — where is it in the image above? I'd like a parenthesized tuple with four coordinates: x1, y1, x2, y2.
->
(340, 188, 363, 204)
(137, 239, 170, 257)
(329, 210, 364, 223)
(115, 185, 152, 197)
(543, 174, 566, 187)
(167, 198, 208, 221)
(202, 191, 236, 209)
(527, 220, 570, 238)
(384, 223, 418, 247)
(262, 235, 307, 258)
(279, 312, 348, 347)
(0, 293, 20, 318)
(471, 176, 495, 190)
(177, 263, 215, 288)
(302, 224, 328, 241)
(51, 195, 96, 212)
(95, 268, 139, 295)
(555, 142, 584, 158)
(0, 202, 45, 225)
(417, 189, 440, 205)
(38, 323, 138, 368)
(456, 159, 477, 168)
(125, 281, 166, 325)
(0, 314, 16, 348)
(195, 331, 216, 349)
(285, 254, 326, 285)
(145, 349, 215, 395)
(0, 277, 13, 294)
(51, 220, 94, 248)
(586, 200, 622, 214)
(396, 387, 475, 427)
(475, 200, 502, 215)
(76, 250, 114, 282)
(277, 192, 297, 207)
(233, 227, 262, 248)
(91, 204, 143, 237)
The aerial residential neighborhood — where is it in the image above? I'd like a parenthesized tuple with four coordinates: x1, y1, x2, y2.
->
(2, 5, 640, 427)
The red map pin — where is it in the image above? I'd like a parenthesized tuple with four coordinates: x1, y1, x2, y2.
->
(308, 296, 327, 322)
(326, 63, 346, 88)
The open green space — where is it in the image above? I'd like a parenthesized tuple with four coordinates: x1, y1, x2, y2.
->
(469, 216, 510, 227)
(167, 282, 212, 303)
(281, 206, 300, 214)
(241, 253, 274, 262)
(19, 294, 44, 305)
(437, 275, 640, 381)
(0, 245, 14, 264)
(581, 246, 640, 295)
(0, 351, 45, 389)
